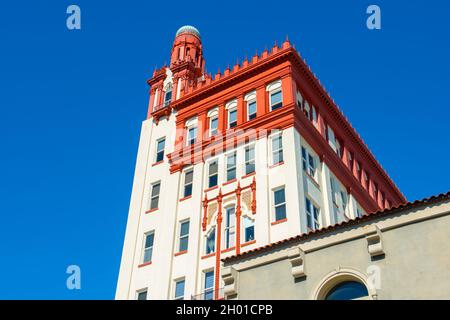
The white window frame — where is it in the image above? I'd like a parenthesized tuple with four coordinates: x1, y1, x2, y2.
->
(203, 270, 215, 300)
(149, 181, 161, 210)
(228, 107, 237, 129)
(186, 125, 197, 146)
(142, 231, 154, 264)
(178, 219, 190, 252)
(301, 146, 317, 181)
(243, 215, 255, 243)
(136, 288, 148, 300)
(305, 197, 320, 231)
(174, 278, 185, 300)
(273, 186, 287, 222)
(224, 206, 236, 249)
(266, 80, 283, 111)
(270, 133, 284, 165)
(183, 168, 194, 198)
(225, 151, 237, 182)
(155, 137, 166, 163)
(244, 144, 256, 175)
(205, 227, 216, 255)
(207, 159, 219, 188)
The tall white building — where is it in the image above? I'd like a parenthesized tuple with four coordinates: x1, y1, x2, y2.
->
(115, 26, 406, 300)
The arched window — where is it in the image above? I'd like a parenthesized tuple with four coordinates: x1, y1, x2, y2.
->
(325, 281, 369, 300)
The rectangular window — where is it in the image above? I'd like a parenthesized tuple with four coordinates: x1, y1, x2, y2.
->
(137, 289, 147, 300)
(164, 90, 172, 106)
(301, 147, 317, 180)
(245, 145, 255, 175)
(178, 220, 190, 252)
(270, 90, 282, 110)
(244, 217, 255, 242)
(142, 232, 154, 263)
(174, 279, 185, 300)
(204, 271, 214, 300)
(226, 152, 237, 181)
(208, 161, 218, 188)
(228, 109, 237, 128)
(247, 100, 257, 120)
(224, 207, 236, 249)
(206, 228, 215, 254)
(305, 198, 320, 230)
(183, 169, 193, 198)
(155, 138, 165, 163)
(149, 182, 160, 210)
(273, 188, 286, 221)
(188, 126, 197, 145)
(210, 116, 218, 136)
(271, 134, 284, 165)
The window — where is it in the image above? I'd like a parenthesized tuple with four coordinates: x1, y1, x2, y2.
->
(205, 228, 215, 254)
(149, 182, 160, 210)
(155, 138, 165, 163)
(174, 279, 185, 300)
(210, 116, 218, 136)
(142, 232, 154, 263)
(247, 100, 257, 120)
(204, 271, 214, 300)
(187, 126, 197, 145)
(245, 145, 255, 175)
(137, 289, 147, 300)
(325, 281, 369, 300)
(224, 207, 236, 249)
(305, 198, 320, 230)
(243, 217, 255, 242)
(270, 90, 282, 110)
(271, 134, 284, 165)
(301, 147, 317, 180)
(183, 169, 193, 198)
(164, 88, 172, 106)
(226, 152, 237, 181)
(228, 108, 237, 128)
(273, 188, 286, 221)
(178, 220, 190, 252)
(208, 161, 218, 188)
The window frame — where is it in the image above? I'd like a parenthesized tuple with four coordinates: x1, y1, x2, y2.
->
(142, 231, 155, 264)
(207, 160, 219, 188)
(301, 146, 317, 181)
(247, 99, 257, 120)
(244, 144, 256, 175)
(305, 197, 320, 231)
(136, 288, 148, 300)
(155, 137, 166, 163)
(203, 270, 215, 300)
(271, 133, 284, 165)
(174, 278, 185, 300)
(183, 168, 194, 198)
(178, 220, 190, 252)
(149, 181, 161, 210)
(243, 216, 255, 243)
(205, 227, 216, 255)
(224, 206, 236, 249)
(209, 115, 219, 136)
(269, 89, 283, 111)
(225, 152, 237, 182)
(273, 186, 287, 222)
(228, 108, 237, 129)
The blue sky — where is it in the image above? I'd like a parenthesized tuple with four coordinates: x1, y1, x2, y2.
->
(0, 1, 449, 299)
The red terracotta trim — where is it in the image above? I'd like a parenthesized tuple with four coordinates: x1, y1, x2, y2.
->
(271, 218, 288, 226)
(241, 172, 256, 179)
(222, 178, 237, 186)
(221, 246, 236, 254)
(241, 239, 256, 247)
(179, 195, 192, 202)
(145, 208, 158, 214)
(174, 250, 188, 257)
(269, 161, 284, 169)
(138, 261, 152, 268)
(204, 185, 218, 193)
(201, 252, 216, 260)
(152, 160, 164, 167)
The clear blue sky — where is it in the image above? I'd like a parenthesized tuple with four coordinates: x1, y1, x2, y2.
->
(0, 1, 449, 299)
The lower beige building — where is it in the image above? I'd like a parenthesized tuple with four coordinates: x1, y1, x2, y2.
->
(221, 192, 450, 300)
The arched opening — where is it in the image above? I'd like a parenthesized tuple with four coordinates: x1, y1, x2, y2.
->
(324, 281, 369, 300)
(312, 268, 375, 300)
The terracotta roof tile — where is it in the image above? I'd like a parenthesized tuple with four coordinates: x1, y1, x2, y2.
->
(222, 191, 450, 263)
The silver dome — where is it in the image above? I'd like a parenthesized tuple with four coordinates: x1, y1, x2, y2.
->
(175, 25, 201, 38)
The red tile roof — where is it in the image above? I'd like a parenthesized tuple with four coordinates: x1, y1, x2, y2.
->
(222, 191, 450, 263)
